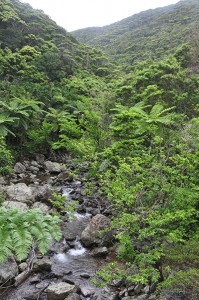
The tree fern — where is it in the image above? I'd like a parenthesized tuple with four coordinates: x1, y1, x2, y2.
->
(0, 208, 61, 262)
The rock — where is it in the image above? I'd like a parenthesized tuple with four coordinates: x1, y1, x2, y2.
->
(102, 291, 119, 300)
(0, 176, 6, 185)
(148, 295, 157, 300)
(3, 200, 29, 210)
(32, 258, 52, 272)
(143, 285, 150, 294)
(81, 214, 113, 247)
(150, 282, 157, 293)
(132, 295, 148, 300)
(123, 295, 148, 300)
(80, 273, 91, 279)
(28, 166, 39, 174)
(90, 246, 108, 257)
(44, 161, 62, 173)
(14, 162, 26, 174)
(47, 282, 76, 300)
(31, 160, 40, 168)
(127, 285, 135, 296)
(32, 202, 49, 213)
(0, 257, 18, 285)
(62, 216, 90, 241)
(36, 154, 45, 164)
(34, 185, 52, 202)
(6, 183, 35, 203)
(134, 283, 144, 294)
(29, 275, 40, 284)
(64, 293, 80, 300)
(23, 288, 40, 300)
(80, 285, 95, 297)
(18, 262, 28, 272)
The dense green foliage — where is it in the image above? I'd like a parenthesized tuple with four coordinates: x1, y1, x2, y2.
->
(0, 0, 198, 297)
(72, 0, 199, 70)
(0, 207, 61, 262)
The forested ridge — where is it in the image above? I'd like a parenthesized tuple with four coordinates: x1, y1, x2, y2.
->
(72, 0, 199, 70)
(0, 0, 198, 299)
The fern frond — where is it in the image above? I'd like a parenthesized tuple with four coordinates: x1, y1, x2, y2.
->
(0, 208, 61, 262)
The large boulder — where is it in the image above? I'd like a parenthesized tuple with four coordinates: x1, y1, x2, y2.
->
(6, 183, 35, 203)
(47, 282, 76, 300)
(0, 257, 18, 285)
(44, 161, 63, 173)
(81, 214, 113, 247)
(3, 200, 29, 210)
(34, 185, 52, 202)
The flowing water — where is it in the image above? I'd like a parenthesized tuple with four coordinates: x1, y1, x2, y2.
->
(1, 184, 114, 300)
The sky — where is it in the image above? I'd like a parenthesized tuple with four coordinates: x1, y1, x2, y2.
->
(20, 0, 180, 32)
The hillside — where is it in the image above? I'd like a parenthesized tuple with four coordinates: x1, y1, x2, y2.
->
(72, 0, 199, 69)
(0, 0, 112, 79)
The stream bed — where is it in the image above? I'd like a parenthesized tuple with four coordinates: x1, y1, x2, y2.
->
(1, 182, 117, 300)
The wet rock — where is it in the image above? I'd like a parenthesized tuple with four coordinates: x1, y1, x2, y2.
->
(102, 291, 119, 300)
(32, 202, 49, 213)
(23, 289, 40, 300)
(47, 282, 76, 300)
(62, 217, 90, 241)
(30, 275, 41, 284)
(63, 278, 76, 285)
(63, 270, 72, 275)
(90, 246, 108, 257)
(49, 240, 70, 255)
(14, 162, 26, 174)
(36, 281, 50, 289)
(32, 258, 52, 272)
(6, 183, 35, 203)
(0, 257, 18, 285)
(81, 214, 114, 247)
(44, 161, 63, 173)
(64, 293, 80, 300)
(80, 285, 95, 297)
(3, 200, 29, 210)
(80, 273, 91, 279)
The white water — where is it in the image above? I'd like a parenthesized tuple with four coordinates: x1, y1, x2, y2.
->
(74, 212, 92, 220)
(54, 253, 69, 263)
(62, 187, 73, 199)
(68, 237, 86, 256)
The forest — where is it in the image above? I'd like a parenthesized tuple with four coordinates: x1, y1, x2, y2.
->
(0, 0, 198, 299)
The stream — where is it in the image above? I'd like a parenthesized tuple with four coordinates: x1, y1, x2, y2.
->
(1, 181, 117, 300)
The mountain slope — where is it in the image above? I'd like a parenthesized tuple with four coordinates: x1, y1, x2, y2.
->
(72, 0, 199, 69)
(0, 0, 112, 78)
